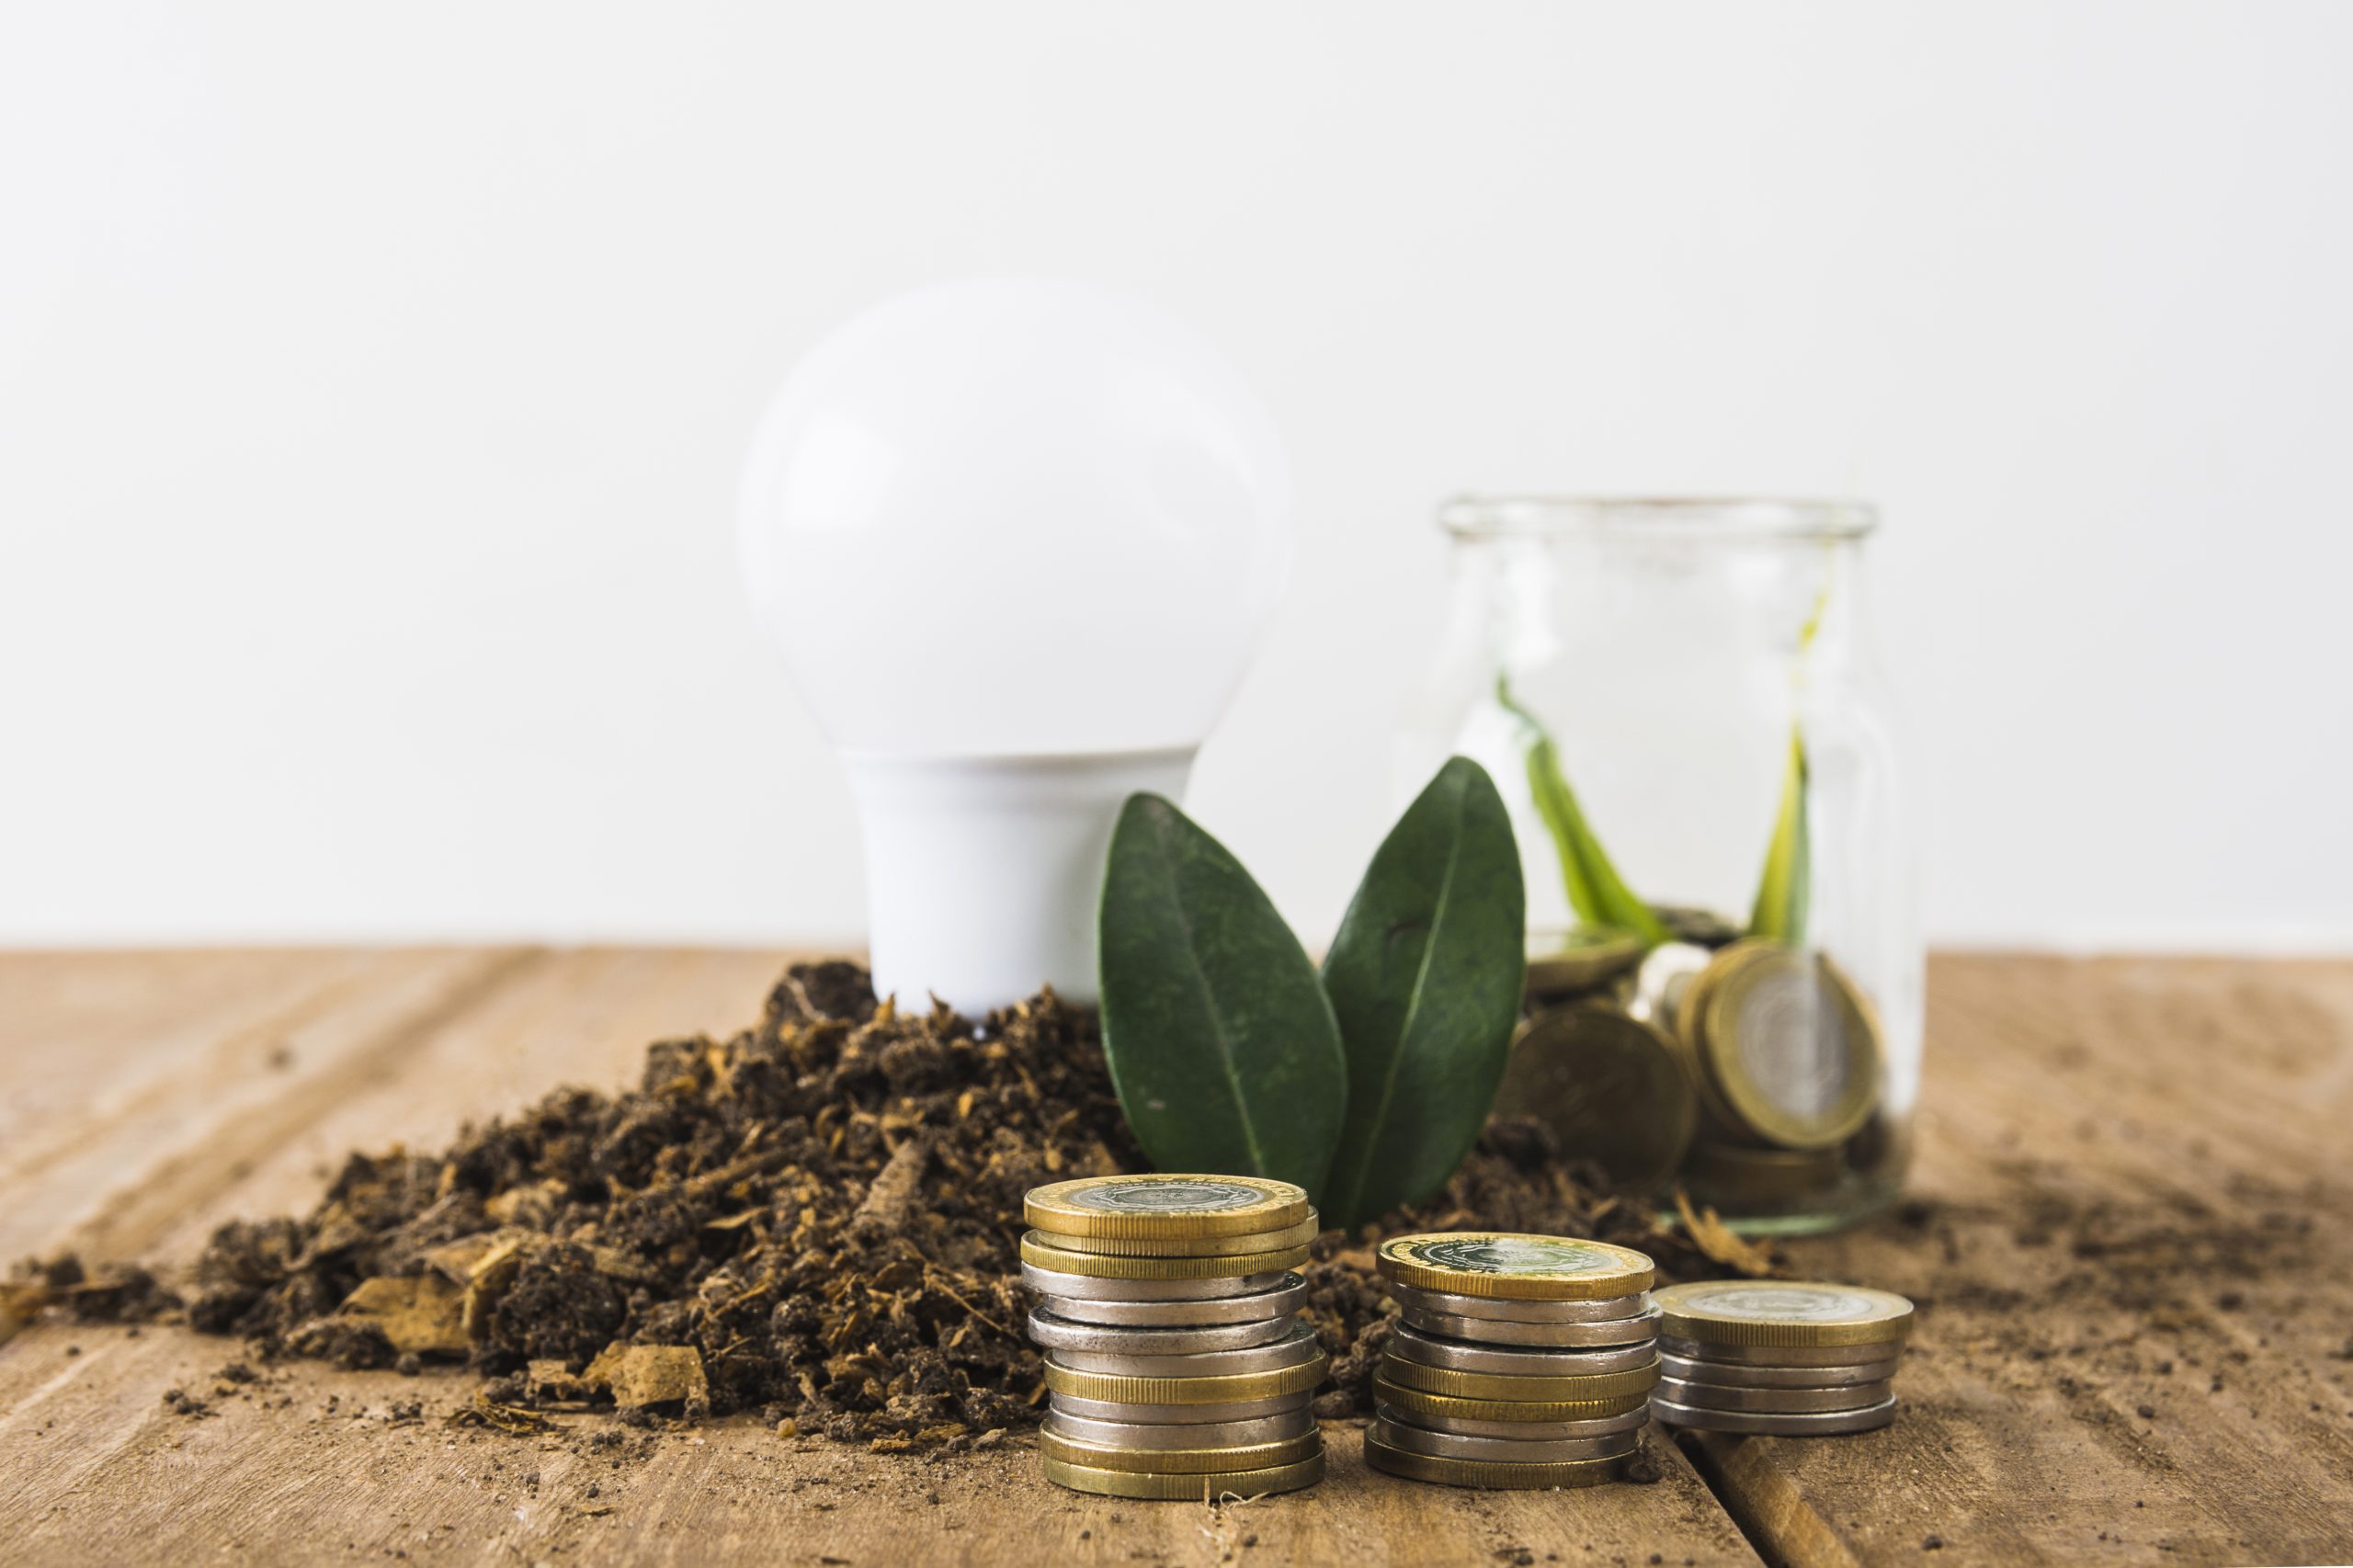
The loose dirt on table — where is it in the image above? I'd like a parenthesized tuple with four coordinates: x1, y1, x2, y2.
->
(7, 961, 1742, 1450)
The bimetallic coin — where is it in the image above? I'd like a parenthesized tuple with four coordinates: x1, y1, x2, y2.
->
(1042, 1355, 1327, 1405)
(1653, 1281, 1914, 1350)
(1377, 1400, 1648, 1442)
(1387, 1280, 1652, 1324)
(1378, 1352, 1659, 1404)
(1043, 1408, 1316, 1450)
(1658, 1335, 1905, 1369)
(1389, 1324, 1658, 1379)
(1492, 1006, 1696, 1191)
(1046, 1320, 1320, 1379)
(1026, 1215, 1320, 1258)
(1654, 1375, 1896, 1414)
(1020, 1262, 1288, 1303)
(1377, 1233, 1655, 1301)
(1692, 941, 1881, 1150)
(1041, 1452, 1325, 1500)
(1040, 1429, 1322, 1475)
(1401, 1303, 1661, 1349)
(1684, 1142, 1845, 1205)
(1025, 1175, 1310, 1240)
(1027, 1307, 1298, 1357)
(1649, 1393, 1899, 1436)
(1373, 1376, 1651, 1426)
(1372, 1415, 1637, 1464)
(1629, 942, 1715, 1030)
(1524, 926, 1648, 1000)
(1658, 1351, 1898, 1389)
(1050, 1391, 1311, 1426)
(1362, 1433, 1622, 1490)
(1021, 1233, 1311, 1280)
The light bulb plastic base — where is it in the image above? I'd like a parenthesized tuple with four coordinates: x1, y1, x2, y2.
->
(842, 747, 1197, 1015)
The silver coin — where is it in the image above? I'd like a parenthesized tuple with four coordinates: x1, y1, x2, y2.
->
(1045, 1320, 1321, 1379)
(1035, 1275, 1308, 1327)
(1042, 1407, 1317, 1450)
(1659, 1350, 1899, 1389)
(1388, 1323, 1657, 1379)
(1028, 1307, 1298, 1356)
(1400, 1301, 1662, 1348)
(1049, 1391, 1313, 1425)
(1371, 1415, 1638, 1464)
(1020, 1262, 1288, 1302)
(1657, 1334, 1905, 1368)
(1374, 1399, 1648, 1442)
(1388, 1280, 1651, 1324)
(1649, 1392, 1898, 1435)
(1654, 1377, 1895, 1414)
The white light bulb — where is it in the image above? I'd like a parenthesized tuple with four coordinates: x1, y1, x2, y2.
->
(739, 279, 1290, 1010)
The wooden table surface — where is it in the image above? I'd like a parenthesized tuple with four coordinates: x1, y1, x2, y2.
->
(3, 950, 2348, 1567)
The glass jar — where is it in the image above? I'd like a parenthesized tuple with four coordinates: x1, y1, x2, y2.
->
(1403, 498, 1921, 1234)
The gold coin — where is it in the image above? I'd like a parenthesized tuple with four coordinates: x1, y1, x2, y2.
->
(1024, 1214, 1320, 1258)
(1043, 1357, 1328, 1405)
(1372, 1376, 1652, 1425)
(1652, 1280, 1913, 1349)
(1040, 1452, 1326, 1499)
(1524, 926, 1648, 999)
(1376, 1232, 1654, 1301)
(1492, 1006, 1695, 1190)
(1363, 1431, 1622, 1490)
(1021, 1232, 1311, 1280)
(1378, 1353, 1660, 1404)
(1025, 1175, 1311, 1240)
(1690, 941, 1880, 1151)
(1039, 1429, 1322, 1474)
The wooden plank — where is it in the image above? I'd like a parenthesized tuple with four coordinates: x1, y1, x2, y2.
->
(0, 949, 1762, 1568)
(1697, 954, 2353, 1567)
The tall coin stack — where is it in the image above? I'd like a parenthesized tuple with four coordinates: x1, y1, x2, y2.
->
(1020, 1175, 1327, 1500)
(1367, 1232, 1661, 1489)
(1647, 1280, 1912, 1435)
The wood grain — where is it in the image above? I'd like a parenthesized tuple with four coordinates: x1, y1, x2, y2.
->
(0, 949, 1760, 1568)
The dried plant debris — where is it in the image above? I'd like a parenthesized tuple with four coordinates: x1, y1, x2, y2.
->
(12, 961, 1739, 1449)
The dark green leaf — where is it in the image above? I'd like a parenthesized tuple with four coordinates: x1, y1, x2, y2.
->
(1097, 794, 1347, 1198)
(1496, 677, 1668, 946)
(1318, 756, 1526, 1230)
(1746, 731, 1811, 941)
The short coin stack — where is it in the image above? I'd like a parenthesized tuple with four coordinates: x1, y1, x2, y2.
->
(1648, 1280, 1912, 1435)
(1021, 1175, 1327, 1499)
(1367, 1232, 1661, 1489)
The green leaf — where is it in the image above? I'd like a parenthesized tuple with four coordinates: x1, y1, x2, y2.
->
(1097, 793, 1347, 1199)
(1318, 757, 1527, 1230)
(1746, 730, 1811, 942)
(1496, 677, 1668, 946)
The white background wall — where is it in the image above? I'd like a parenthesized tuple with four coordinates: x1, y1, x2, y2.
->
(6, 2, 2349, 952)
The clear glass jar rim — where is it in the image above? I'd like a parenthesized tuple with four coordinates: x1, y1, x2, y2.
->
(1439, 495, 1878, 540)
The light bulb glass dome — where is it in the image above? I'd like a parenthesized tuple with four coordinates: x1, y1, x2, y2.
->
(739, 278, 1291, 757)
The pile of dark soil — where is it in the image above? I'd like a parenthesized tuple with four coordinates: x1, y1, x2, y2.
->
(11, 962, 1747, 1449)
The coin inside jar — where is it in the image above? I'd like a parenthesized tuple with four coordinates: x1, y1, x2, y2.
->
(1019, 1262, 1290, 1302)
(1371, 1415, 1638, 1465)
(1385, 1281, 1653, 1324)
(1399, 1302, 1661, 1348)
(1045, 1319, 1320, 1379)
(1491, 1006, 1696, 1191)
(1688, 942, 1881, 1150)
(1043, 1407, 1317, 1450)
(1049, 1391, 1314, 1426)
(1027, 1307, 1298, 1357)
(1388, 1323, 1659, 1379)
(1375, 1400, 1648, 1442)
(1523, 926, 1648, 1000)
(1032, 1272, 1308, 1327)
(1658, 1350, 1899, 1388)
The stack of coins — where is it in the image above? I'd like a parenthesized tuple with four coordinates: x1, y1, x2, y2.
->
(1366, 1232, 1661, 1490)
(1020, 1175, 1327, 1499)
(1647, 1280, 1912, 1435)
